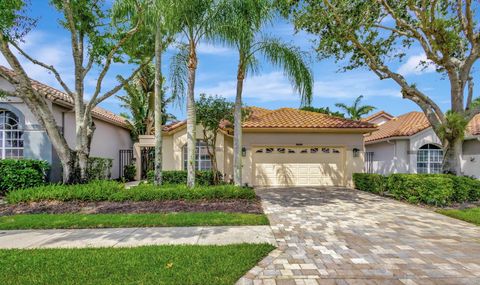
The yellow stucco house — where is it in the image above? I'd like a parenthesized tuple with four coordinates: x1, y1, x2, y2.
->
(134, 107, 376, 187)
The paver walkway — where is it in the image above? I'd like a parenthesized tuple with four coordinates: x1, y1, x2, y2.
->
(0, 225, 276, 249)
(237, 187, 480, 285)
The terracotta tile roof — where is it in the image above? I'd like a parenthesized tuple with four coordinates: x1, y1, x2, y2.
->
(365, 112, 480, 143)
(0, 65, 129, 129)
(163, 120, 186, 132)
(362, 110, 394, 122)
(243, 107, 375, 130)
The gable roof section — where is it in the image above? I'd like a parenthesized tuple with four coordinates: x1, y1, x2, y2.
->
(362, 110, 394, 123)
(162, 107, 376, 134)
(0, 65, 129, 129)
(365, 111, 480, 143)
(242, 108, 375, 131)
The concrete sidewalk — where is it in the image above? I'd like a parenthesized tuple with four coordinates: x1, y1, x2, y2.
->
(0, 226, 276, 249)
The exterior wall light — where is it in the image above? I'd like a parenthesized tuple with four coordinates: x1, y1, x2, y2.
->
(353, 148, 360, 157)
(242, 147, 247, 157)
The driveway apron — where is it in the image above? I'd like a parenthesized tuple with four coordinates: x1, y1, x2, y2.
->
(237, 187, 480, 285)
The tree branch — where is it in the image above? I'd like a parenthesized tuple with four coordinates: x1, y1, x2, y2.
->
(325, 0, 444, 127)
(466, 75, 474, 110)
(86, 56, 152, 113)
(9, 41, 75, 98)
(89, 18, 141, 105)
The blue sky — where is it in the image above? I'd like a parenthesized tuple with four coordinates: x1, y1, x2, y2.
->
(1, 1, 474, 121)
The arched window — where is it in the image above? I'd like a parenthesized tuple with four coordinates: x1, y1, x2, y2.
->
(0, 110, 24, 159)
(417, 144, 442, 174)
(182, 141, 211, 170)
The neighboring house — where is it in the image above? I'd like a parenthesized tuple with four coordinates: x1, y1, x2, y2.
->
(134, 107, 376, 187)
(364, 111, 480, 178)
(0, 66, 132, 180)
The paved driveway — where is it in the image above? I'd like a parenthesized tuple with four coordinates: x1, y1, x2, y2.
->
(237, 187, 480, 285)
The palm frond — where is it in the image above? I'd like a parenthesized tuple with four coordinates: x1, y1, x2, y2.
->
(169, 44, 188, 107)
(259, 37, 313, 106)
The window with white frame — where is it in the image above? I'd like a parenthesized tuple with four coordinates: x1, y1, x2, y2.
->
(417, 144, 443, 174)
(182, 141, 212, 170)
(0, 110, 24, 159)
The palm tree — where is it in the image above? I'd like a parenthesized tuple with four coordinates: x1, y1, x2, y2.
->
(117, 64, 176, 141)
(175, 0, 226, 188)
(221, 0, 313, 186)
(335, 95, 376, 120)
(114, 0, 183, 186)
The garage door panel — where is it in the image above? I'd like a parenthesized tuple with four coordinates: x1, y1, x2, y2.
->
(253, 147, 345, 187)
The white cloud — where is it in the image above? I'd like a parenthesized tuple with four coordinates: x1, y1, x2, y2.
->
(196, 43, 234, 55)
(198, 72, 303, 102)
(197, 70, 402, 104)
(314, 72, 401, 99)
(397, 53, 436, 76)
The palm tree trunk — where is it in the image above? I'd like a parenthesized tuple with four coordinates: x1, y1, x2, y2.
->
(154, 25, 163, 186)
(186, 46, 197, 188)
(442, 135, 463, 175)
(233, 75, 244, 186)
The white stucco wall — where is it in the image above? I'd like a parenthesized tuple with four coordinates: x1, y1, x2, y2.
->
(60, 108, 132, 179)
(366, 127, 480, 178)
(1, 76, 133, 180)
(365, 140, 409, 175)
(462, 139, 480, 178)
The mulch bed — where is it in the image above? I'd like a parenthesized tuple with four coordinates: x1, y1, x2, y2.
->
(0, 199, 264, 215)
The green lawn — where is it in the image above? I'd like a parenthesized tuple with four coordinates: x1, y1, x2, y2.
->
(437, 207, 480, 226)
(0, 212, 269, 230)
(0, 244, 275, 285)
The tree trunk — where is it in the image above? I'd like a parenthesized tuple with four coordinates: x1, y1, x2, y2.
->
(203, 129, 219, 185)
(0, 37, 76, 183)
(154, 26, 163, 186)
(186, 67, 197, 188)
(233, 76, 244, 186)
(442, 136, 463, 175)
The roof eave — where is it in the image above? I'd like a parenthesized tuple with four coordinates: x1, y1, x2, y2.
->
(242, 127, 378, 134)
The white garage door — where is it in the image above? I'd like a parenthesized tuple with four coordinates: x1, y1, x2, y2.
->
(253, 146, 345, 187)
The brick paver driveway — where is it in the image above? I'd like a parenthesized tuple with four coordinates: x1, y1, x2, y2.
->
(237, 187, 480, 285)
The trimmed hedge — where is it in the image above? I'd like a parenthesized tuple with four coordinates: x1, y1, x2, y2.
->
(147, 170, 220, 185)
(352, 173, 385, 195)
(0, 159, 50, 194)
(5, 180, 256, 204)
(354, 173, 480, 206)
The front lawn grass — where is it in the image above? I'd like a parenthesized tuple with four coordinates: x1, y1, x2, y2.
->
(437, 207, 480, 226)
(5, 180, 256, 204)
(0, 244, 275, 285)
(0, 212, 269, 230)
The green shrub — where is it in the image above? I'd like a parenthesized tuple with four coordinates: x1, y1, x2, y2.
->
(87, 157, 113, 181)
(5, 180, 123, 204)
(0, 159, 50, 194)
(387, 174, 454, 206)
(353, 173, 386, 194)
(355, 173, 480, 206)
(123, 164, 136, 182)
(147, 170, 220, 185)
(5, 181, 255, 204)
(109, 184, 255, 202)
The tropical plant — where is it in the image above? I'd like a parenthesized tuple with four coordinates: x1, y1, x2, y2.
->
(196, 94, 234, 184)
(0, 0, 150, 183)
(221, 0, 313, 186)
(173, 0, 227, 188)
(117, 64, 176, 142)
(300, 106, 345, 118)
(334, 95, 376, 120)
(283, 0, 480, 175)
(115, 0, 184, 186)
